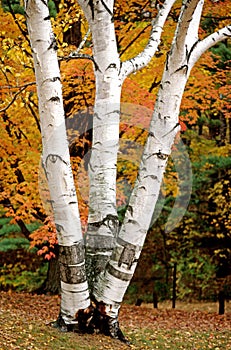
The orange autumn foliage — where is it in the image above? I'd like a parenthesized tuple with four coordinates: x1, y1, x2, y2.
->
(0, 0, 230, 259)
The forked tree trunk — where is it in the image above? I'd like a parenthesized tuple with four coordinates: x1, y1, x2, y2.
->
(91, 0, 231, 321)
(25, 0, 231, 342)
(25, 0, 90, 328)
(78, 0, 176, 298)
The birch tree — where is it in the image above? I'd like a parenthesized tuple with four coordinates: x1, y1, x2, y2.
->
(74, 0, 176, 299)
(25, 0, 231, 344)
(82, 0, 230, 340)
(24, 0, 92, 331)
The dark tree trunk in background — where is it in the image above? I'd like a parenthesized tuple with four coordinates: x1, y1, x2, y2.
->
(63, 20, 82, 47)
(229, 118, 231, 144)
(153, 292, 158, 309)
(218, 290, 225, 315)
(172, 263, 177, 309)
(16, 219, 31, 239)
(37, 247, 61, 295)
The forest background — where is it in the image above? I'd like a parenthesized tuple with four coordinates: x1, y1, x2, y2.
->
(0, 0, 230, 313)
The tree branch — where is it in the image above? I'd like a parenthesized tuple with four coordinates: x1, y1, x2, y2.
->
(0, 82, 35, 113)
(73, 28, 91, 55)
(190, 25, 231, 66)
(78, 0, 97, 23)
(172, 0, 202, 57)
(6, 0, 31, 47)
(120, 0, 176, 80)
(59, 53, 100, 71)
(0, 82, 35, 90)
(119, 24, 151, 57)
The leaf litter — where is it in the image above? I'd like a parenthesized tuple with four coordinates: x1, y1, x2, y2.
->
(0, 292, 230, 349)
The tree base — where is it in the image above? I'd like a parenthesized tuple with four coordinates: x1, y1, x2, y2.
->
(50, 303, 130, 345)
(88, 307, 130, 344)
(50, 314, 78, 333)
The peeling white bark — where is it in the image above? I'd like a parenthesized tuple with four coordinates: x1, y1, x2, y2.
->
(25, 0, 90, 324)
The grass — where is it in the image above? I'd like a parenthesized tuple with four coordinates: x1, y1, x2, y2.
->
(0, 292, 231, 350)
(1, 310, 230, 350)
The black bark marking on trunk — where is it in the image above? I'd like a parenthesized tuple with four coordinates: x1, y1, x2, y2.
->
(88, 0, 95, 19)
(56, 223, 64, 233)
(100, 0, 113, 18)
(59, 242, 86, 284)
(105, 63, 117, 70)
(186, 39, 199, 62)
(59, 263, 87, 284)
(174, 64, 188, 75)
(166, 52, 170, 71)
(118, 245, 136, 269)
(116, 237, 141, 270)
(107, 262, 132, 281)
(156, 151, 168, 160)
(85, 234, 115, 251)
(106, 109, 120, 116)
(45, 154, 68, 167)
(48, 36, 58, 51)
(127, 205, 133, 217)
(93, 112, 101, 120)
(59, 241, 85, 265)
(44, 15, 50, 20)
(40, 0, 48, 7)
(162, 122, 180, 137)
(49, 96, 60, 102)
(49, 76, 60, 82)
(88, 214, 119, 236)
(42, 76, 61, 85)
(144, 174, 158, 180)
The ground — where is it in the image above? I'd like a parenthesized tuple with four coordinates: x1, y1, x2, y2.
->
(0, 292, 231, 349)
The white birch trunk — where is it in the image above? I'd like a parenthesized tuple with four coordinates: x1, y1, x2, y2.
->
(25, 0, 90, 326)
(77, 0, 122, 291)
(93, 0, 231, 318)
(78, 0, 176, 294)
